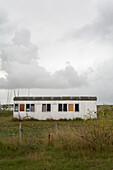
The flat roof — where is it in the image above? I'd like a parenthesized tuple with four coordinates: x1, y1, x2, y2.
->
(14, 96, 97, 101)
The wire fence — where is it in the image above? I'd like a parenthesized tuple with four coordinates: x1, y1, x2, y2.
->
(0, 122, 84, 129)
(0, 121, 86, 139)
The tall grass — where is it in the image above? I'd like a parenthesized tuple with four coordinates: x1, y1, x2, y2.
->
(46, 106, 113, 153)
(2, 107, 113, 154)
(1, 108, 113, 169)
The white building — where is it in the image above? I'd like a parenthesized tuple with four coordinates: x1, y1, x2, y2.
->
(13, 96, 97, 120)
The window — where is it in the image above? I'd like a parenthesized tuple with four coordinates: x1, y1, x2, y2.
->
(20, 104, 25, 111)
(31, 104, 35, 112)
(68, 104, 74, 111)
(58, 104, 62, 111)
(75, 104, 79, 112)
(14, 104, 19, 112)
(26, 104, 30, 112)
(63, 104, 67, 111)
(47, 104, 51, 112)
(26, 104, 35, 112)
(58, 104, 67, 112)
(42, 104, 51, 112)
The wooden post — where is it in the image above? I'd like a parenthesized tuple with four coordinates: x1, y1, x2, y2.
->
(48, 133, 50, 144)
(56, 123, 58, 135)
(19, 121, 23, 141)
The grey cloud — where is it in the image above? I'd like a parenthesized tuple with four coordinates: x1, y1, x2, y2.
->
(52, 65, 87, 88)
(0, 18, 88, 89)
(0, 9, 16, 49)
(64, 0, 113, 42)
(1, 43, 38, 65)
(0, 57, 88, 89)
(12, 29, 31, 46)
(83, 57, 113, 104)
(0, 8, 9, 25)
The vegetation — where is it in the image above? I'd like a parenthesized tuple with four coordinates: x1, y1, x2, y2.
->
(0, 108, 113, 169)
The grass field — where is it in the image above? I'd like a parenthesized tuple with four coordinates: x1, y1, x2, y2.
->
(0, 108, 113, 170)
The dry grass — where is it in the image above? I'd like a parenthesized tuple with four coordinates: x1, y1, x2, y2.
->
(1, 109, 113, 169)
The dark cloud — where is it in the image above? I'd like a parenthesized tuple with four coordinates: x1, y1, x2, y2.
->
(52, 65, 87, 88)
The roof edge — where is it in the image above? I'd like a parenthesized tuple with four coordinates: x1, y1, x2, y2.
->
(14, 96, 97, 101)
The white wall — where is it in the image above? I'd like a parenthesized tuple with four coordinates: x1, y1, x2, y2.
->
(13, 100, 97, 120)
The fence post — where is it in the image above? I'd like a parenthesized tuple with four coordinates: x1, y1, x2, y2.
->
(48, 133, 50, 144)
(19, 121, 23, 141)
(56, 123, 58, 135)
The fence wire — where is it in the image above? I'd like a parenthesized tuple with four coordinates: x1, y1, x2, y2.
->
(0, 121, 86, 139)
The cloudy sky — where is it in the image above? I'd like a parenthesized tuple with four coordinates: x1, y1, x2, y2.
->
(0, 0, 113, 104)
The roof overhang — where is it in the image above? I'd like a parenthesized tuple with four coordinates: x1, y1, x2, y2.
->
(14, 96, 97, 101)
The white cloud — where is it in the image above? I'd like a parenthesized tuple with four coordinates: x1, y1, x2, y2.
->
(0, 10, 88, 89)
(1, 1, 113, 104)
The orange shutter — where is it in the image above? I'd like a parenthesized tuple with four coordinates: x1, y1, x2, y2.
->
(68, 104, 74, 111)
(20, 104, 25, 111)
(42, 104, 46, 112)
